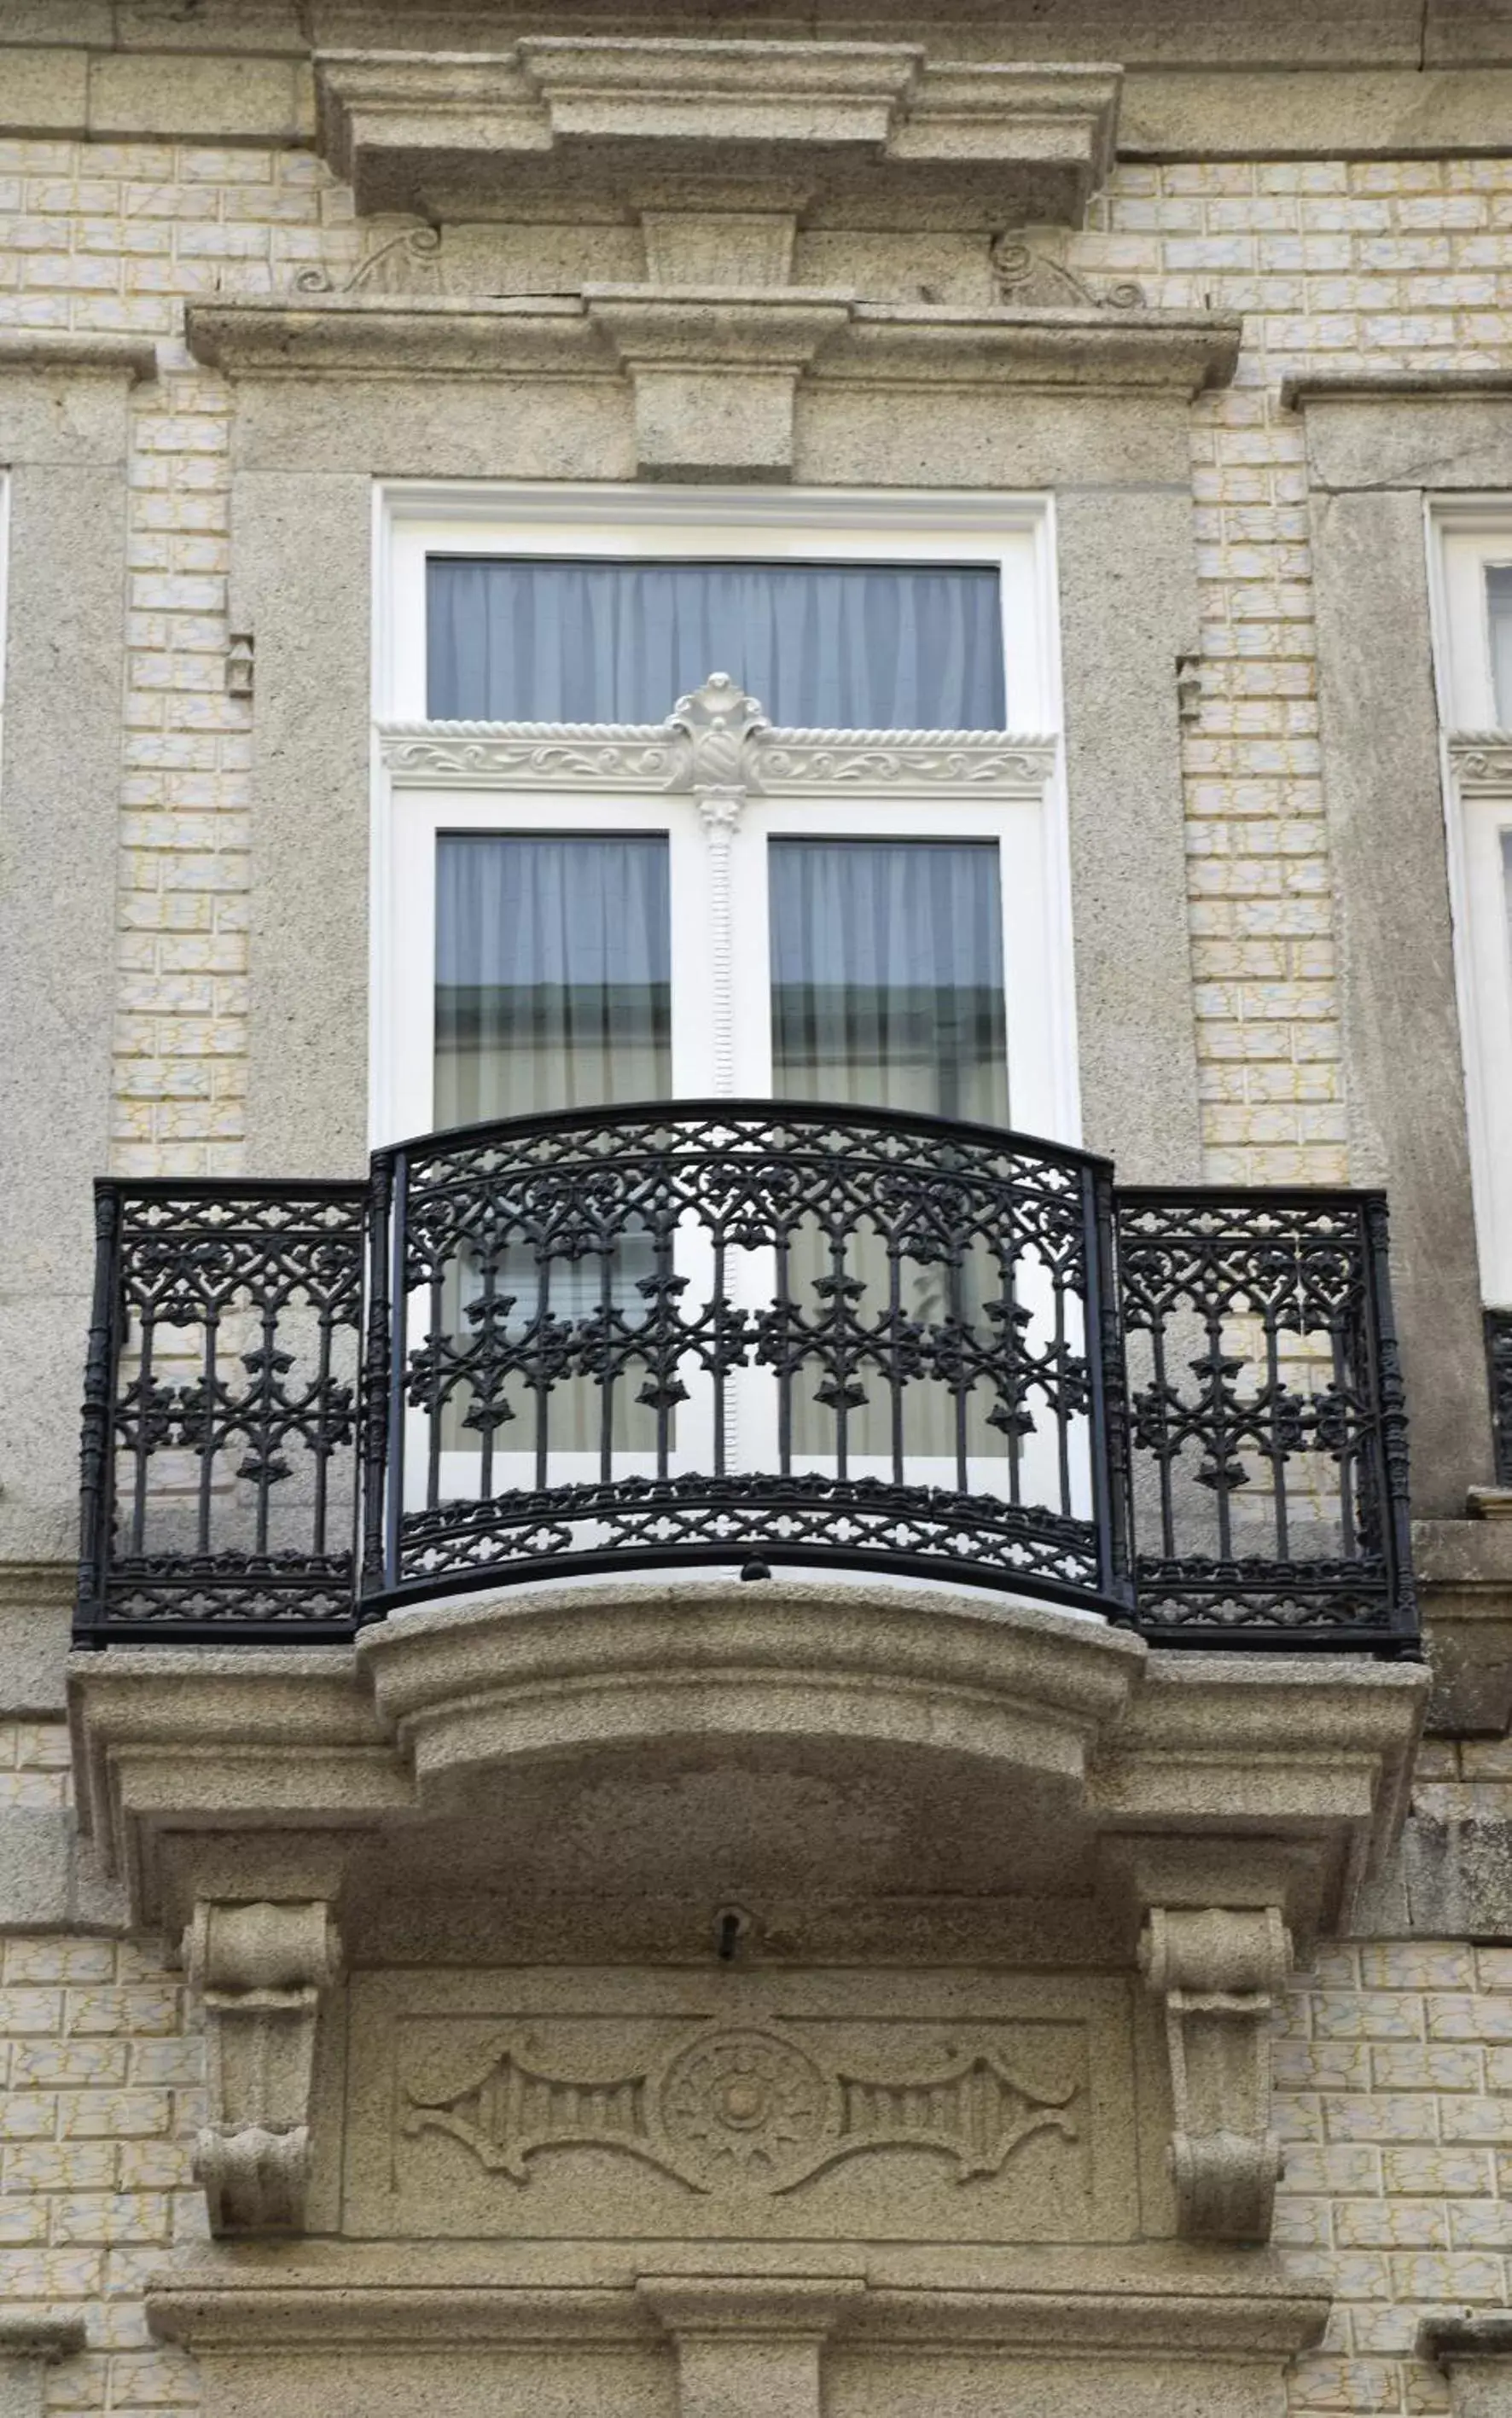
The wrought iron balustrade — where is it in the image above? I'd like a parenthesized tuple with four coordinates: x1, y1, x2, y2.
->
(1488, 1309, 1512, 1487)
(73, 1104, 1417, 1652)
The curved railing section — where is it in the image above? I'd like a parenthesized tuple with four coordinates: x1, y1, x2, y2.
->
(73, 1107, 1417, 1650)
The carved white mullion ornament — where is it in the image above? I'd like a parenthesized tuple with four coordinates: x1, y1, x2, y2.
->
(672, 674, 768, 1100)
(379, 675, 1055, 799)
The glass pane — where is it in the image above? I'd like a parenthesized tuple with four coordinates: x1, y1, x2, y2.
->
(768, 838, 1009, 1125)
(434, 833, 670, 1126)
(427, 556, 1006, 729)
(768, 839, 1013, 1469)
(1487, 566, 1512, 724)
(432, 834, 672, 1465)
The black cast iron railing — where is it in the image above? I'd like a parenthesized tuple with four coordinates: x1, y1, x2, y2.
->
(73, 1103, 1417, 1652)
(1488, 1309, 1512, 1487)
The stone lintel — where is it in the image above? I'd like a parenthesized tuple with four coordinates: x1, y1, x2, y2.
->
(183, 291, 1239, 412)
(313, 45, 1120, 229)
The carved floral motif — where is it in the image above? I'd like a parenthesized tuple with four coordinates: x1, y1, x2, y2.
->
(402, 2020, 1080, 2197)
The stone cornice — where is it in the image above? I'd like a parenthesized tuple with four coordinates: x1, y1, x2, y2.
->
(314, 43, 1121, 229)
(1282, 367, 1512, 410)
(145, 2239, 1328, 2358)
(184, 289, 1239, 400)
(0, 332, 157, 383)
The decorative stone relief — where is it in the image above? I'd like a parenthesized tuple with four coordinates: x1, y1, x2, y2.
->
(1449, 731, 1512, 791)
(185, 1898, 342, 2235)
(1140, 1906, 1291, 2244)
(380, 673, 1057, 800)
(404, 2020, 1079, 2197)
(989, 227, 1147, 311)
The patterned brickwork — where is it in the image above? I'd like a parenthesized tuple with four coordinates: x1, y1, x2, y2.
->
(1277, 1942, 1512, 2418)
(0, 1925, 203, 2415)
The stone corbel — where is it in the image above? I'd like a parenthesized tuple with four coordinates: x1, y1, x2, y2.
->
(583, 286, 853, 480)
(185, 1898, 342, 2236)
(1140, 1905, 1290, 2245)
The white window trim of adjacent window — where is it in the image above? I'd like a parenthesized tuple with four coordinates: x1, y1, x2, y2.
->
(1428, 500, 1512, 1309)
(369, 480, 1078, 1155)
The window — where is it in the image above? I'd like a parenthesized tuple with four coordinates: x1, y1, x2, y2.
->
(374, 484, 1073, 1151)
(1430, 507, 1512, 1309)
(374, 485, 1077, 1508)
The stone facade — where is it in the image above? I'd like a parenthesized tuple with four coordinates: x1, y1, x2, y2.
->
(3, 8, 1512, 2417)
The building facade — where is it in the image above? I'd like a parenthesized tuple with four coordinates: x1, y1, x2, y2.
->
(2, 4, 1512, 2414)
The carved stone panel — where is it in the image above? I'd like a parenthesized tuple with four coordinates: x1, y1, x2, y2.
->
(342, 1968, 1139, 2244)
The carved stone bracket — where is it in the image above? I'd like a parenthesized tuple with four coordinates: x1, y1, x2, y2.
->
(185, 1899, 343, 2236)
(1140, 1906, 1290, 2245)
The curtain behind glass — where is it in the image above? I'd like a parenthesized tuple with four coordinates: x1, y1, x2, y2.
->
(1489, 567, 1512, 724)
(434, 834, 670, 1126)
(769, 839, 1009, 1125)
(768, 839, 1011, 1468)
(433, 834, 672, 1466)
(427, 557, 1006, 730)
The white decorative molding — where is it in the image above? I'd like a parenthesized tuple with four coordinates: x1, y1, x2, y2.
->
(315, 44, 1121, 230)
(1140, 1905, 1291, 2246)
(1449, 729, 1512, 792)
(185, 1898, 343, 2236)
(403, 2017, 1080, 2198)
(380, 674, 1057, 800)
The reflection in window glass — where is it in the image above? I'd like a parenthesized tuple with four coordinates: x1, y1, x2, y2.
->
(769, 838, 1009, 1127)
(1486, 566, 1512, 724)
(433, 833, 671, 1127)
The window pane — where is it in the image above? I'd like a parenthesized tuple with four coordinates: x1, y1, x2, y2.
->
(768, 838, 1009, 1126)
(1487, 566, 1512, 724)
(434, 834, 671, 1126)
(427, 556, 1006, 729)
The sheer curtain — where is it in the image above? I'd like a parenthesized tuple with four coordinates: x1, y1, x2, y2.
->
(434, 834, 670, 1126)
(1489, 567, 1512, 724)
(769, 839, 1009, 1125)
(427, 558, 1007, 729)
(768, 839, 1011, 1465)
(433, 835, 672, 1462)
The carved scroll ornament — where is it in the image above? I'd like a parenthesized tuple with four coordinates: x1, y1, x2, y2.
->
(403, 2020, 1079, 2197)
(1141, 1905, 1290, 2245)
(185, 1899, 342, 2235)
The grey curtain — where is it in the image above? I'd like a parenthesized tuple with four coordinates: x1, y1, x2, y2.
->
(427, 557, 1006, 729)
(769, 838, 1009, 1125)
(434, 834, 671, 1127)
(1490, 566, 1512, 724)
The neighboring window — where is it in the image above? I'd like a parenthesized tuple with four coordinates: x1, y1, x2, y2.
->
(375, 485, 1073, 1154)
(1430, 509, 1512, 1311)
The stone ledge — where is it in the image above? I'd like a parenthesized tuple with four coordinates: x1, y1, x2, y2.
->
(70, 1577, 1424, 1944)
(183, 290, 1239, 399)
(0, 333, 157, 384)
(145, 2237, 1328, 2357)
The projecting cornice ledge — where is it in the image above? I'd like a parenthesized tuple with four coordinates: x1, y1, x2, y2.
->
(314, 43, 1122, 230)
(183, 289, 1237, 477)
(185, 292, 1238, 397)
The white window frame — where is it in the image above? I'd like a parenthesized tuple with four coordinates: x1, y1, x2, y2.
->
(369, 480, 1078, 1154)
(1428, 500, 1512, 1307)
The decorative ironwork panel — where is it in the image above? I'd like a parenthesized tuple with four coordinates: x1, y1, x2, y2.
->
(76, 1181, 367, 1642)
(1114, 1189, 1415, 1648)
(72, 1122, 1418, 1648)
(1490, 1309, 1512, 1489)
(383, 1101, 1125, 1613)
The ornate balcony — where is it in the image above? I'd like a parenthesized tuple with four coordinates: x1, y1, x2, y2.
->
(74, 1101, 1416, 1651)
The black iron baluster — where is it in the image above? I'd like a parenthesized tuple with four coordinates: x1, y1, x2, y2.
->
(1364, 1194, 1416, 1642)
(75, 1183, 122, 1639)
(361, 1154, 393, 1600)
